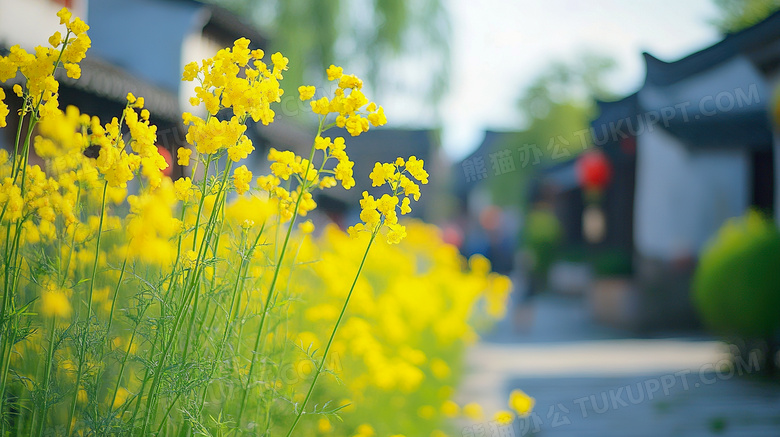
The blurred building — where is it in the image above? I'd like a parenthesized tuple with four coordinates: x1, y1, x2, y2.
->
(553, 11, 780, 332)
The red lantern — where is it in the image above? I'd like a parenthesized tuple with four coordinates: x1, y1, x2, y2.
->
(576, 150, 612, 191)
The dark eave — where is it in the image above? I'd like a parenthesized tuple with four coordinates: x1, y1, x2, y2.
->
(643, 10, 780, 86)
(202, 4, 269, 48)
(56, 56, 180, 123)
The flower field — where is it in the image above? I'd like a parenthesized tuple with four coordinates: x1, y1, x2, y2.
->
(0, 8, 529, 436)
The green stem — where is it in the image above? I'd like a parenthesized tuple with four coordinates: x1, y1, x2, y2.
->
(66, 181, 108, 437)
(236, 116, 324, 426)
(190, 147, 213, 252)
(154, 391, 184, 436)
(139, 159, 233, 435)
(283, 228, 378, 437)
(109, 313, 143, 413)
(196, 223, 265, 416)
(34, 316, 58, 437)
(105, 252, 129, 336)
(0, 219, 26, 421)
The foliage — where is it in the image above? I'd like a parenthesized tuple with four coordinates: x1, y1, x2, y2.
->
(591, 249, 632, 277)
(692, 210, 780, 339)
(523, 209, 562, 280)
(0, 9, 524, 436)
(711, 0, 780, 33)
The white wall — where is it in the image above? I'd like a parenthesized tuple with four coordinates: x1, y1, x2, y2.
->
(634, 127, 749, 261)
(0, 0, 88, 51)
(179, 24, 220, 119)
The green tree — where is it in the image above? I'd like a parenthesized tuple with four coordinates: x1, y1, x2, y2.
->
(712, 0, 780, 33)
(207, 0, 449, 112)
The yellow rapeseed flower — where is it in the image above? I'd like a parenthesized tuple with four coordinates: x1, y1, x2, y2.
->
(0, 88, 8, 128)
(355, 424, 374, 436)
(462, 402, 484, 420)
(440, 400, 459, 418)
(56, 7, 72, 24)
(174, 177, 193, 202)
(508, 388, 535, 417)
(41, 287, 72, 318)
(298, 85, 316, 101)
(299, 220, 314, 234)
(326, 64, 343, 81)
(113, 387, 129, 409)
(317, 417, 332, 433)
(233, 165, 252, 195)
(177, 147, 192, 166)
(493, 410, 514, 425)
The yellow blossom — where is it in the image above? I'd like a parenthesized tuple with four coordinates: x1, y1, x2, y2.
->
(440, 400, 459, 418)
(233, 165, 253, 195)
(326, 64, 343, 81)
(369, 162, 388, 187)
(386, 223, 407, 244)
(56, 7, 72, 25)
(48, 31, 62, 47)
(462, 402, 484, 421)
(314, 135, 331, 150)
(400, 197, 411, 215)
(311, 96, 330, 115)
(368, 106, 387, 126)
(318, 418, 332, 433)
(41, 287, 72, 318)
(271, 52, 289, 74)
(430, 358, 451, 379)
(508, 389, 535, 417)
(299, 220, 315, 234)
(356, 424, 375, 436)
(0, 88, 7, 128)
(298, 85, 316, 101)
(177, 147, 192, 166)
(113, 388, 129, 409)
(174, 177, 193, 201)
(494, 410, 514, 425)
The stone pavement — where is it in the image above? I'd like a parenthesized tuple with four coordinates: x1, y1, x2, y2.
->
(457, 293, 780, 436)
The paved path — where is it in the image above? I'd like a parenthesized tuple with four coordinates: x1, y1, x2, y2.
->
(457, 294, 780, 436)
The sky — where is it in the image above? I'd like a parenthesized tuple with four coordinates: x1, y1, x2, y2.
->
(390, 0, 724, 160)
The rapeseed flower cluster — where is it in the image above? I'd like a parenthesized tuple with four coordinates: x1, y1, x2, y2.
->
(349, 156, 429, 243)
(183, 37, 284, 123)
(0, 7, 89, 112)
(307, 64, 387, 136)
(0, 8, 527, 437)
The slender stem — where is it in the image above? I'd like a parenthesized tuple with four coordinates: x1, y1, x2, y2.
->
(196, 223, 265, 416)
(34, 316, 58, 437)
(237, 116, 324, 426)
(66, 181, 108, 437)
(154, 391, 184, 436)
(139, 159, 233, 435)
(190, 147, 213, 252)
(105, 252, 129, 335)
(284, 228, 379, 437)
(109, 311, 141, 414)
